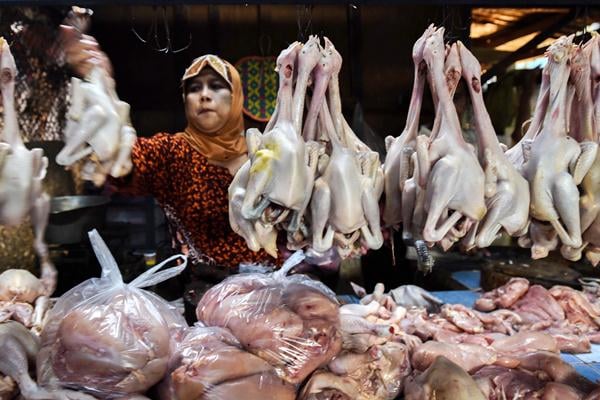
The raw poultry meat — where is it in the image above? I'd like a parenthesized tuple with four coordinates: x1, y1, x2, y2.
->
(475, 279, 600, 353)
(158, 325, 295, 400)
(0, 321, 96, 400)
(0, 38, 54, 283)
(474, 277, 530, 311)
(300, 284, 414, 399)
(549, 286, 600, 329)
(195, 256, 341, 384)
(517, 351, 598, 394)
(235, 40, 321, 256)
(37, 231, 187, 398)
(0, 267, 55, 334)
(519, 220, 561, 260)
(230, 36, 384, 259)
(542, 382, 585, 400)
(457, 41, 530, 249)
(441, 304, 521, 335)
(56, 65, 136, 186)
(544, 325, 592, 354)
(383, 24, 434, 228)
(577, 148, 600, 266)
(404, 356, 486, 400)
(440, 304, 486, 333)
(414, 28, 487, 243)
(310, 100, 383, 257)
(299, 342, 411, 400)
(488, 331, 558, 355)
(561, 34, 600, 263)
(303, 39, 383, 258)
(472, 365, 547, 400)
(309, 39, 384, 258)
(511, 285, 565, 326)
(522, 35, 598, 249)
(505, 59, 550, 172)
(402, 36, 467, 248)
(411, 341, 507, 372)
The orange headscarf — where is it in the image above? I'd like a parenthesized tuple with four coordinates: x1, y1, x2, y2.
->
(178, 54, 247, 162)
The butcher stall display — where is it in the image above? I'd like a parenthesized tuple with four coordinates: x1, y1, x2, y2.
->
(229, 36, 384, 261)
(384, 26, 599, 265)
(1, 6, 600, 400)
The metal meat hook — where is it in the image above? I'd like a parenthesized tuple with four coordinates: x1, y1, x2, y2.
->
(130, 5, 191, 54)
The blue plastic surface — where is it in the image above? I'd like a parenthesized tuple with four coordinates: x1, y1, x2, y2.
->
(451, 270, 481, 290)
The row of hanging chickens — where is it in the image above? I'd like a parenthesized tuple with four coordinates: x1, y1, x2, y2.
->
(0, 33, 135, 322)
(234, 28, 600, 264)
(383, 25, 600, 266)
(229, 36, 385, 260)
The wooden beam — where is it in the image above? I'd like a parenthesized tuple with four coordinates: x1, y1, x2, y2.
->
(473, 12, 567, 48)
(481, 7, 576, 83)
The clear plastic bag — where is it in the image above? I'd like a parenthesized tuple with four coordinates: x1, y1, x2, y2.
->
(195, 251, 342, 384)
(158, 324, 296, 400)
(37, 229, 188, 398)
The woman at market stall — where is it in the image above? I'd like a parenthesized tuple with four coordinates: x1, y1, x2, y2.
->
(116, 55, 275, 279)
(67, 32, 343, 289)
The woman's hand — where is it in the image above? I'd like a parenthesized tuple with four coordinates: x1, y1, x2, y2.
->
(58, 25, 113, 78)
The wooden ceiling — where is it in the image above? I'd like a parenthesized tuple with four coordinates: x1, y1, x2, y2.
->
(471, 7, 600, 79)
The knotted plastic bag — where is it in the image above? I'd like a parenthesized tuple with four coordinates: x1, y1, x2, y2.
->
(37, 229, 188, 398)
(195, 251, 342, 384)
(157, 324, 296, 399)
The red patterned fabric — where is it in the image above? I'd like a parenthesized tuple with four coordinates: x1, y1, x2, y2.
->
(121, 133, 273, 269)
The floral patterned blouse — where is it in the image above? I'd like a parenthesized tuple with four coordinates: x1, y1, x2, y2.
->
(123, 133, 273, 269)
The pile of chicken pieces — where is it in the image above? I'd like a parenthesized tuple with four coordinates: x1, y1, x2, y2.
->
(295, 280, 600, 400)
(229, 35, 384, 260)
(401, 277, 600, 399)
(384, 26, 600, 265)
(4, 263, 600, 399)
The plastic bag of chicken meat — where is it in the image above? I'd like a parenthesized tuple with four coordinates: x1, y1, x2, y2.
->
(195, 251, 342, 385)
(157, 324, 297, 399)
(36, 229, 188, 399)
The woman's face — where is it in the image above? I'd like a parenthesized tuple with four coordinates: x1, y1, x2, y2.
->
(184, 67, 232, 134)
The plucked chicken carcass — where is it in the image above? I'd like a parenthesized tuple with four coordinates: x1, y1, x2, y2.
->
(309, 47, 384, 257)
(383, 24, 435, 229)
(37, 230, 188, 399)
(308, 39, 384, 258)
(158, 325, 296, 400)
(0, 266, 55, 335)
(56, 65, 136, 187)
(0, 38, 55, 282)
(231, 36, 384, 259)
(412, 28, 487, 244)
(0, 321, 97, 400)
(457, 42, 530, 249)
(230, 38, 321, 257)
(521, 35, 598, 250)
(195, 253, 341, 384)
(401, 32, 467, 248)
(505, 60, 550, 172)
(561, 35, 600, 265)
